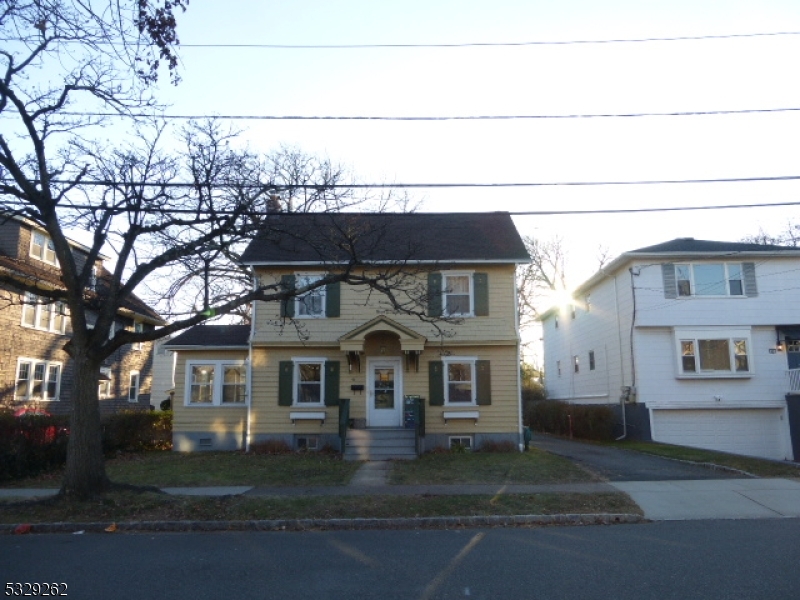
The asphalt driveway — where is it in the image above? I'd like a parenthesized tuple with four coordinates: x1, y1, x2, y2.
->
(530, 435, 742, 481)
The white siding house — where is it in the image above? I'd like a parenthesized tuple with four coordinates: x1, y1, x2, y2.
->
(541, 238, 800, 462)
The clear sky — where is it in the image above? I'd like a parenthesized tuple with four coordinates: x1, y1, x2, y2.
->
(151, 0, 800, 288)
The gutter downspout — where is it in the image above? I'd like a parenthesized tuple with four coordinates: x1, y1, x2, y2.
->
(514, 272, 524, 452)
(245, 268, 256, 453)
(614, 271, 628, 441)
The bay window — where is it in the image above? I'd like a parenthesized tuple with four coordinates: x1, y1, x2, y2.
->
(676, 329, 752, 376)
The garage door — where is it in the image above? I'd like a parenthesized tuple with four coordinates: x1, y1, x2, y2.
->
(651, 408, 789, 461)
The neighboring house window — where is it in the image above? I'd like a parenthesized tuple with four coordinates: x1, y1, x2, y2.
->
(554, 316, 559, 329)
(98, 368, 112, 399)
(674, 263, 747, 297)
(21, 293, 68, 334)
(278, 359, 340, 407)
(15, 358, 61, 402)
(186, 361, 248, 406)
(128, 371, 140, 402)
(131, 320, 144, 350)
(676, 329, 752, 376)
(428, 358, 491, 406)
(88, 266, 98, 291)
(30, 231, 57, 265)
(556, 360, 561, 377)
(573, 356, 580, 374)
(589, 351, 595, 371)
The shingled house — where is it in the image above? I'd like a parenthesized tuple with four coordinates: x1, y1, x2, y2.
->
(167, 212, 530, 457)
(0, 216, 163, 414)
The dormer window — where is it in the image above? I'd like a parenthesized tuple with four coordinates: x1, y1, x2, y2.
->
(30, 231, 57, 265)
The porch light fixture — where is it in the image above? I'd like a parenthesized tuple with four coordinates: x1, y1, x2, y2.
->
(346, 351, 362, 373)
(776, 333, 785, 352)
(404, 350, 421, 373)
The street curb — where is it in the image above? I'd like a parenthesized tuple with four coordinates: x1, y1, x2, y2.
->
(1, 513, 643, 534)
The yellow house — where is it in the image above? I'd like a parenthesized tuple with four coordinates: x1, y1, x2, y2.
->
(167, 212, 530, 457)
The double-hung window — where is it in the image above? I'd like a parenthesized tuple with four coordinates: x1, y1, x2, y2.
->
(186, 361, 248, 406)
(296, 274, 326, 317)
(30, 231, 57, 265)
(429, 357, 492, 406)
(128, 371, 140, 402)
(676, 329, 752, 376)
(675, 263, 746, 297)
(21, 293, 68, 334)
(15, 358, 61, 401)
(445, 359, 475, 404)
(98, 368, 112, 399)
(443, 273, 472, 316)
(295, 360, 324, 405)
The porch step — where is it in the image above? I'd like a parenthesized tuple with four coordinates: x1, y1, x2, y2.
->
(344, 428, 417, 461)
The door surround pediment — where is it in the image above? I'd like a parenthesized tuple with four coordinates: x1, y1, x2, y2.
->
(339, 316, 426, 352)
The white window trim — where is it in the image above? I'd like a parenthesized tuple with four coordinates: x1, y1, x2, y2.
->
(675, 262, 746, 298)
(448, 436, 473, 451)
(29, 231, 58, 265)
(21, 293, 69, 334)
(292, 357, 326, 406)
(674, 328, 753, 378)
(128, 370, 141, 402)
(15, 357, 62, 402)
(184, 360, 249, 407)
(441, 271, 474, 317)
(442, 356, 478, 406)
(294, 273, 327, 319)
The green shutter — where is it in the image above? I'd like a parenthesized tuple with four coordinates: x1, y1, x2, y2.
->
(325, 281, 340, 317)
(280, 274, 295, 318)
(429, 361, 444, 406)
(428, 273, 442, 317)
(324, 361, 340, 406)
(476, 360, 491, 405)
(473, 272, 489, 316)
(278, 361, 293, 406)
(661, 264, 677, 299)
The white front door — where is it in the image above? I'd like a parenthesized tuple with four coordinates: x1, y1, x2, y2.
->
(367, 359, 403, 427)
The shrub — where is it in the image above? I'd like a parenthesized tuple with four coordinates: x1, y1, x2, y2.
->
(249, 439, 292, 455)
(0, 411, 69, 482)
(528, 400, 614, 441)
(478, 440, 518, 453)
(102, 410, 172, 455)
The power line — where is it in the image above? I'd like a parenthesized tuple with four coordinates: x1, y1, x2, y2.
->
(5, 175, 800, 190)
(178, 31, 800, 49)
(508, 200, 800, 216)
(50, 107, 800, 121)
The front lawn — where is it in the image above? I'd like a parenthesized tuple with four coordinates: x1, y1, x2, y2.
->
(389, 448, 598, 485)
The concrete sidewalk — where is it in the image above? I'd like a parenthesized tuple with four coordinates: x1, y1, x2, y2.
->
(3, 470, 800, 521)
(611, 478, 800, 520)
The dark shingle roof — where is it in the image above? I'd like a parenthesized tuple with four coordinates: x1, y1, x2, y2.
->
(165, 325, 250, 348)
(0, 251, 164, 324)
(240, 212, 530, 265)
(630, 238, 792, 254)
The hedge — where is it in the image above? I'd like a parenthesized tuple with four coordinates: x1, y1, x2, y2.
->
(527, 400, 614, 441)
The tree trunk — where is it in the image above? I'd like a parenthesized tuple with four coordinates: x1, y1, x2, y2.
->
(61, 353, 110, 498)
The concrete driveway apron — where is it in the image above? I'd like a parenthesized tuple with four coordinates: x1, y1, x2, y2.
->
(531, 435, 800, 520)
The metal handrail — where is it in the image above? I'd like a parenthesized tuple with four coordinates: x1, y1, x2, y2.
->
(338, 398, 350, 454)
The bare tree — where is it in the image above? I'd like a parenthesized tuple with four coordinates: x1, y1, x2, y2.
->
(741, 222, 800, 247)
(0, 2, 435, 498)
(516, 235, 569, 331)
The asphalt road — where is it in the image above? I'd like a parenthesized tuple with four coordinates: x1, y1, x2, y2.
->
(531, 435, 741, 481)
(4, 520, 800, 599)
